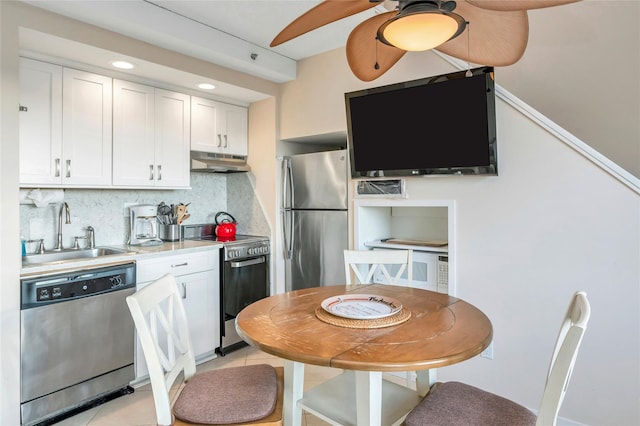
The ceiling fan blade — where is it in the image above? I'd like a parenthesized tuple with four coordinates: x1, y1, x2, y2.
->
(346, 11, 406, 81)
(271, 0, 379, 47)
(465, 0, 580, 12)
(435, 2, 528, 66)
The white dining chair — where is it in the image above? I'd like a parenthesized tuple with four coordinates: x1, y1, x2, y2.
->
(343, 249, 416, 390)
(126, 273, 283, 426)
(343, 249, 413, 285)
(404, 291, 591, 426)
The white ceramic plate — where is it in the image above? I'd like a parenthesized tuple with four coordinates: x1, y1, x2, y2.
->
(321, 294, 402, 319)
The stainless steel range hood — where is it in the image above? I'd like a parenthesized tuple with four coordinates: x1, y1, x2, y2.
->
(191, 151, 251, 173)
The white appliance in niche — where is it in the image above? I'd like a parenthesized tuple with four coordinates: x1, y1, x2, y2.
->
(370, 247, 449, 294)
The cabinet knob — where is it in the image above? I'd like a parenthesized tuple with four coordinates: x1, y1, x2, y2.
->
(149, 164, 154, 180)
(19, 105, 28, 112)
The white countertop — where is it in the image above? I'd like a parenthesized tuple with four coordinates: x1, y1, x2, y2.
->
(364, 239, 449, 254)
(20, 239, 222, 277)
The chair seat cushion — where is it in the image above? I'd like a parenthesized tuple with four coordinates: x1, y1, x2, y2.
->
(405, 381, 537, 426)
(173, 364, 278, 425)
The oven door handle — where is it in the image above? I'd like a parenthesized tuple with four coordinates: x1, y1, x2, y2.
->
(230, 257, 265, 268)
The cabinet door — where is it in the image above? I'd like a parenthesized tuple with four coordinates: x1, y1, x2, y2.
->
(175, 271, 217, 359)
(222, 104, 248, 156)
(155, 89, 190, 188)
(112, 79, 156, 186)
(62, 68, 112, 186)
(191, 96, 219, 153)
(19, 58, 63, 186)
(191, 97, 247, 156)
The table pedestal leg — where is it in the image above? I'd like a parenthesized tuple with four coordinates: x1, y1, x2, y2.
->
(284, 360, 304, 426)
(416, 369, 437, 397)
(354, 371, 382, 426)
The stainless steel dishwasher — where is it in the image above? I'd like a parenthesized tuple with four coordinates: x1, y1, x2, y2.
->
(20, 262, 136, 426)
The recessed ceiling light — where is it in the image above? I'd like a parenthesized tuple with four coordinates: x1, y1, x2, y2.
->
(198, 83, 216, 90)
(112, 61, 134, 70)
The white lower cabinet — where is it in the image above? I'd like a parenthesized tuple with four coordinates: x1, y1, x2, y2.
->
(134, 249, 220, 380)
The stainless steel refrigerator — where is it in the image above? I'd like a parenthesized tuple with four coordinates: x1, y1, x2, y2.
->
(282, 149, 348, 292)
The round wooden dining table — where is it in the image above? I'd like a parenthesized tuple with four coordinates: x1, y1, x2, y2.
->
(236, 284, 492, 426)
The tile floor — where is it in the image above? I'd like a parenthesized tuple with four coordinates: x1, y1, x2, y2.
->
(55, 345, 340, 426)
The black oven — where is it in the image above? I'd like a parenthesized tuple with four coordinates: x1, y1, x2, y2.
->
(182, 224, 270, 355)
(220, 242, 269, 354)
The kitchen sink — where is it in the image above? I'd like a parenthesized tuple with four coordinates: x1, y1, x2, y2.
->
(22, 247, 136, 266)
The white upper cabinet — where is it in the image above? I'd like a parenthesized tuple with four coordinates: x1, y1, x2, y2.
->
(154, 89, 191, 187)
(222, 103, 248, 156)
(112, 80, 155, 186)
(19, 59, 112, 187)
(19, 58, 63, 185)
(191, 96, 247, 156)
(191, 96, 218, 153)
(62, 68, 113, 186)
(113, 80, 190, 188)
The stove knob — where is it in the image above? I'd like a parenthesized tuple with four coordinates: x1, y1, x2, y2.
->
(248, 248, 254, 256)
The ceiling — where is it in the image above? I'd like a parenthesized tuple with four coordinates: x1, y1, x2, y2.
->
(21, 0, 394, 102)
(145, 0, 386, 62)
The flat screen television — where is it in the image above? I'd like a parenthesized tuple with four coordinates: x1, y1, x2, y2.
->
(345, 66, 497, 178)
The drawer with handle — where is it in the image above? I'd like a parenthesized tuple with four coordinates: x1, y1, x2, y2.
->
(136, 249, 216, 282)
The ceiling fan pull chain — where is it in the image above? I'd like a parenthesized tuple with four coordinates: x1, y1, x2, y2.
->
(465, 21, 472, 77)
(374, 35, 380, 70)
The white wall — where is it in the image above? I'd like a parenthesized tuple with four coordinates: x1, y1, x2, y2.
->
(497, 1, 640, 178)
(277, 47, 640, 425)
(406, 99, 639, 425)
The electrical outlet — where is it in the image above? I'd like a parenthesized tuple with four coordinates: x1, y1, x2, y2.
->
(123, 202, 137, 217)
(481, 342, 494, 359)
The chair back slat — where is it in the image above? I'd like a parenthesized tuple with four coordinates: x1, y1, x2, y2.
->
(344, 249, 413, 285)
(536, 291, 591, 426)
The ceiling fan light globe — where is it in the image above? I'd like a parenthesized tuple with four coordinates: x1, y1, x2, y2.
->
(382, 13, 461, 51)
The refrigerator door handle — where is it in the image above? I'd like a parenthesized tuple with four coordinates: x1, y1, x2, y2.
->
(282, 209, 293, 259)
(282, 157, 293, 210)
(281, 157, 294, 259)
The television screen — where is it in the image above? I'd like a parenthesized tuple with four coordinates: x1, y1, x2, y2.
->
(345, 67, 497, 178)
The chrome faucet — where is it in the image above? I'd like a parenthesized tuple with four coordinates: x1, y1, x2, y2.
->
(55, 202, 71, 250)
(87, 226, 95, 249)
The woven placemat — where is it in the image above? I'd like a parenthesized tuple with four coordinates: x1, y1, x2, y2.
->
(315, 306, 411, 329)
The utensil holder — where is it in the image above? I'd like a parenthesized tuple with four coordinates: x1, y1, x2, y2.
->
(160, 224, 181, 242)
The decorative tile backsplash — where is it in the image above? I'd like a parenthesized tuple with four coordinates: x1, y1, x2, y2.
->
(19, 173, 271, 252)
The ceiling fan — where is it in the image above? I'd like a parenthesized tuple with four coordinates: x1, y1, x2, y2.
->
(271, 0, 580, 81)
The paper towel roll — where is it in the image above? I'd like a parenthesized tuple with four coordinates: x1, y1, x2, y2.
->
(19, 189, 64, 207)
